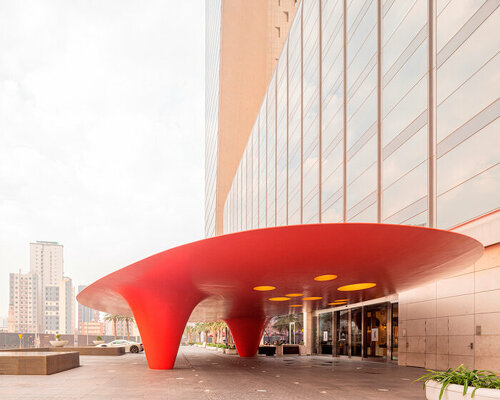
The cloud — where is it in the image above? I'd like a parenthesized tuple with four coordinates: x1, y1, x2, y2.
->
(0, 0, 205, 316)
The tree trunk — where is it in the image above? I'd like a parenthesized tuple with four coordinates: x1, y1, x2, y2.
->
(113, 319, 117, 340)
(126, 320, 130, 341)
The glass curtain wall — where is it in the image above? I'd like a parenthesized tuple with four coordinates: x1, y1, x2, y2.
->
(321, 0, 344, 223)
(276, 48, 288, 226)
(302, 0, 320, 223)
(436, 1, 500, 228)
(288, 5, 303, 225)
(382, 0, 429, 226)
(204, 0, 222, 237)
(223, 0, 499, 234)
(345, 0, 378, 223)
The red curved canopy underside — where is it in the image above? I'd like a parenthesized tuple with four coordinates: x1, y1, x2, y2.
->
(77, 223, 483, 369)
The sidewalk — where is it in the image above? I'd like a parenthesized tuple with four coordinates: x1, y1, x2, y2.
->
(0, 345, 426, 399)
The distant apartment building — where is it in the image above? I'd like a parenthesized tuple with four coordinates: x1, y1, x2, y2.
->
(7, 270, 38, 333)
(30, 241, 64, 333)
(80, 321, 104, 336)
(6, 241, 76, 334)
(59, 277, 75, 334)
(77, 285, 99, 333)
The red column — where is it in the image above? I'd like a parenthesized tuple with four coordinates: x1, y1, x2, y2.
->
(120, 285, 205, 370)
(225, 316, 267, 357)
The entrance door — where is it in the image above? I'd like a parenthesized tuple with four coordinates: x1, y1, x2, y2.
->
(318, 312, 332, 354)
(335, 310, 348, 356)
(365, 305, 388, 359)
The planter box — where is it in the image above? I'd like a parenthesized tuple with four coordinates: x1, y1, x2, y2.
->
(93, 341, 104, 345)
(426, 380, 500, 400)
(276, 346, 283, 357)
(49, 341, 68, 347)
(225, 349, 238, 355)
(299, 345, 308, 356)
(258, 346, 276, 356)
(206, 346, 217, 351)
(217, 347, 224, 353)
(0, 351, 79, 375)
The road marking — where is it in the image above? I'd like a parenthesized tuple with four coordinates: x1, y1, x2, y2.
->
(320, 391, 327, 394)
(176, 378, 184, 380)
(378, 388, 389, 392)
(257, 389, 267, 392)
(294, 382, 299, 385)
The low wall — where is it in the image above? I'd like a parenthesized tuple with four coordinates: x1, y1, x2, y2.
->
(0, 346, 125, 356)
(0, 351, 80, 375)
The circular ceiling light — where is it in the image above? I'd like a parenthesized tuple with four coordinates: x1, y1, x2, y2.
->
(290, 304, 302, 307)
(253, 286, 276, 291)
(314, 274, 338, 281)
(328, 302, 347, 306)
(285, 293, 303, 297)
(269, 297, 290, 301)
(337, 283, 376, 291)
(303, 296, 323, 300)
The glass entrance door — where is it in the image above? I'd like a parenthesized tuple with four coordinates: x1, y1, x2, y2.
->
(335, 310, 348, 356)
(318, 312, 332, 354)
(365, 305, 388, 359)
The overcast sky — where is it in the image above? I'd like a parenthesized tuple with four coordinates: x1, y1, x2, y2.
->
(0, 0, 205, 317)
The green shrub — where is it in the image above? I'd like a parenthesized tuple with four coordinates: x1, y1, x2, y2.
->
(416, 364, 500, 399)
(96, 336, 102, 341)
(56, 334, 61, 340)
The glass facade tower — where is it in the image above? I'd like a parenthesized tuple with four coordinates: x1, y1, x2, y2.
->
(223, 0, 499, 234)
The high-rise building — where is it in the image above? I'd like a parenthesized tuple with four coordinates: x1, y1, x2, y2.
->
(77, 285, 99, 333)
(205, 0, 300, 237)
(59, 277, 75, 335)
(30, 241, 64, 332)
(7, 270, 38, 333)
(206, 1, 499, 371)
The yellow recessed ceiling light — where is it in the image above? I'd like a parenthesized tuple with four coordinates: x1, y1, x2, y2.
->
(303, 296, 323, 300)
(253, 286, 276, 291)
(328, 302, 347, 306)
(337, 283, 376, 291)
(314, 274, 338, 281)
(285, 293, 303, 297)
(269, 297, 290, 301)
(290, 304, 302, 307)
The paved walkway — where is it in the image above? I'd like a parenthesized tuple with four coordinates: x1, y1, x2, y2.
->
(0, 346, 426, 399)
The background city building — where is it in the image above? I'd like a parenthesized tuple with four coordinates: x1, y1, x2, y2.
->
(80, 321, 104, 336)
(77, 285, 100, 334)
(206, 0, 500, 371)
(7, 270, 38, 333)
(6, 241, 76, 335)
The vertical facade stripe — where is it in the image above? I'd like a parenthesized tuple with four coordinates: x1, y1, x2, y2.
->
(342, 0, 347, 223)
(376, 0, 382, 223)
(318, 0, 323, 223)
(428, 0, 437, 228)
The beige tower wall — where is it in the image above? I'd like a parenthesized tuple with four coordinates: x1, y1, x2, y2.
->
(215, 0, 298, 235)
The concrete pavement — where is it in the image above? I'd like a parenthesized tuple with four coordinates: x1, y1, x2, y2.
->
(0, 346, 426, 399)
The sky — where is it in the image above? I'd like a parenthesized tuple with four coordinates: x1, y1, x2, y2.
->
(0, 0, 205, 317)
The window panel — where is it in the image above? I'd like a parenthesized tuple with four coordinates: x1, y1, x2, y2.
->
(437, 53, 499, 142)
(437, 164, 500, 228)
(383, 162, 427, 219)
(438, 118, 500, 195)
(437, 10, 500, 104)
(383, 126, 427, 189)
(347, 163, 377, 210)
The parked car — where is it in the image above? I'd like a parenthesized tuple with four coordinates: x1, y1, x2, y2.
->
(97, 339, 143, 353)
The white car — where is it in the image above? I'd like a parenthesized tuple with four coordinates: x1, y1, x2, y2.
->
(97, 339, 143, 353)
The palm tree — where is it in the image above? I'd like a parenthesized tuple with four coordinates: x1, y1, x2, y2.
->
(104, 314, 121, 340)
(121, 315, 135, 341)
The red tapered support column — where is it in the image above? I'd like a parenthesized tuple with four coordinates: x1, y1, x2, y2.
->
(225, 316, 267, 357)
(120, 286, 204, 370)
